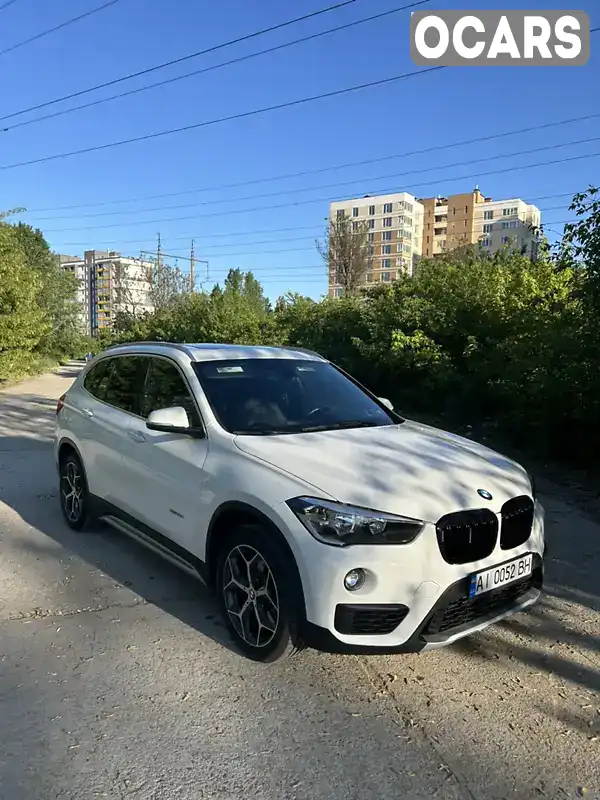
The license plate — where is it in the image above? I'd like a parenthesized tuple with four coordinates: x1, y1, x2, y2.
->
(468, 554, 533, 599)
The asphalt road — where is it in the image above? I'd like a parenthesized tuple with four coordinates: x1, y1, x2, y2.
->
(0, 365, 598, 800)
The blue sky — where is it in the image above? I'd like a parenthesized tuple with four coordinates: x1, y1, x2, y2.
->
(0, 0, 598, 301)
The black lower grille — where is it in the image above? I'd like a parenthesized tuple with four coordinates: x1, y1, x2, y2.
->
(334, 604, 409, 635)
(501, 495, 534, 550)
(436, 509, 498, 564)
(426, 566, 542, 636)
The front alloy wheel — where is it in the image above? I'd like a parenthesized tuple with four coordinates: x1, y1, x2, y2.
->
(222, 544, 279, 649)
(59, 454, 90, 531)
(216, 524, 302, 663)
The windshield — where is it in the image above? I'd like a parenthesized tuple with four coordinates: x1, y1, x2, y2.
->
(193, 358, 401, 435)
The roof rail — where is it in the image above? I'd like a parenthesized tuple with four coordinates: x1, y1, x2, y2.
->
(103, 340, 324, 360)
(103, 340, 194, 356)
(272, 344, 323, 359)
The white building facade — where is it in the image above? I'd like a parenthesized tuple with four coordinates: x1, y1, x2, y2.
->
(60, 250, 154, 335)
(476, 198, 541, 258)
(59, 255, 91, 333)
(328, 192, 424, 297)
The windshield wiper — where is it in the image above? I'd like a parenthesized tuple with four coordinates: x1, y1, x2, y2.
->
(299, 420, 383, 433)
(232, 429, 295, 436)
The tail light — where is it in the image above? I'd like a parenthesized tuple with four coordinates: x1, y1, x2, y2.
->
(56, 394, 66, 415)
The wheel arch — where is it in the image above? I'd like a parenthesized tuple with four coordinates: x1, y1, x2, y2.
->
(205, 501, 307, 619)
(57, 437, 85, 468)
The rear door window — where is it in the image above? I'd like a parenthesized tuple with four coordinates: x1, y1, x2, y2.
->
(103, 356, 148, 415)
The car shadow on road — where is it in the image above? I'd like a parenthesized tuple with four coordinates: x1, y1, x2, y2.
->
(12, 492, 239, 654)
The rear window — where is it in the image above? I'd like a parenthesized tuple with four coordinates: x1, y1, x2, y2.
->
(83, 356, 149, 415)
(83, 359, 112, 402)
(104, 356, 148, 415)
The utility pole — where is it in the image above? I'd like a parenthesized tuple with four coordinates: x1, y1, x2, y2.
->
(190, 239, 195, 293)
(156, 232, 162, 287)
(141, 250, 209, 290)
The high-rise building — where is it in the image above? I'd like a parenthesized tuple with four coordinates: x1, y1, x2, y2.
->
(59, 254, 91, 333)
(59, 250, 154, 335)
(419, 188, 541, 259)
(328, 192, 424, 297)
(327, 188, 541, 297)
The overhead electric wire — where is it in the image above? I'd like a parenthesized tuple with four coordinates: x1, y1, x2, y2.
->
(0, 66, 443, 171)
(0, 0, 122, 57)
(41, 150, 600, 233)
(0, 0, 361, 122)
(56, 205, 566, 260)
(0, 0, 431, 133)
(55, 193, 581, 247)
(54, 193, 581, 249)
(28, 111, 600, 213)
(6, 17, 595, 127)
(0, 0, 21, 11)
(30, 135, 600, 222)
(134, 221, 587, 279)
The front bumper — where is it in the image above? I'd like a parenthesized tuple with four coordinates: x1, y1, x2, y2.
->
(303, 554, 543, 654)
(274, 499, 545, 654)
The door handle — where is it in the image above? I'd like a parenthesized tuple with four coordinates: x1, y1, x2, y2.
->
(128, 429, 147, 443)
(81, 408, 94, 418)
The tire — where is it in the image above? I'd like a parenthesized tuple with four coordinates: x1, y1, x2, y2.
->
(215, 524, 304, 663)
(59, 451, 92, 531)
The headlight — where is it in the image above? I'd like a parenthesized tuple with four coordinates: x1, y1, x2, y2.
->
(286, 497, 424, 547)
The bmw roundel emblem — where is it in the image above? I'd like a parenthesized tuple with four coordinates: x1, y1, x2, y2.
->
(477, 489, 493, 501)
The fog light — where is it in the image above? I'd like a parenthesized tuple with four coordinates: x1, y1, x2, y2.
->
(344, 568, 366, 592)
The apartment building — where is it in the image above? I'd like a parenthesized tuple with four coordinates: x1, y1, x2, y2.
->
(59, 254, 91, 333)
(327, 188, 542, 297)
(60, 250, 154, 335)
(328, 192, 424, 297)
(419, 188, 541, 259)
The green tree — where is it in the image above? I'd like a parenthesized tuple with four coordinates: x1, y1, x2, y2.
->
(12, 222, 84, 358)
(0, 224, 49, 379)
(317, 213, 371, 296)
(560, 186, 600, 303)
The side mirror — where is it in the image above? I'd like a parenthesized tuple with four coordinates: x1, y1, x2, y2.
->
(378, 397, 394, 411)
(146, 406, 191, 434)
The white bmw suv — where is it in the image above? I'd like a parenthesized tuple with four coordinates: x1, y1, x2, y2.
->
(55, 342, 545, 662)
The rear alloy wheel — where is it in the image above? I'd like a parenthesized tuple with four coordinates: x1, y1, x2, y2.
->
(59, 453, 91, 531)
(216, 525, 303, 663)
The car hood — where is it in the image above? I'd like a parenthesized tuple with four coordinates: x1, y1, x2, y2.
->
(233, 420, 530, 522)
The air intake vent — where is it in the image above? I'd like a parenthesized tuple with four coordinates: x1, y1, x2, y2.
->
(426, 570, 540, 636)
(334, 604, 409, 635)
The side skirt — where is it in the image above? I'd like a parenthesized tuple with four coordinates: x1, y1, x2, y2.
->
(91, 495, 209, 586)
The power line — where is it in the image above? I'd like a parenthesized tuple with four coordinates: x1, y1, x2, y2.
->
(0, 0, 359, 122)
(1, 0, 430, 134)
(55, 194, 580, 247)
(41, 150, 600, 232)
(30, 135, 600, 221)
(0, 0, 122, 57)
(0, 0, 21, 11)
(149, 222, 584, 280)
(60, 224, 326, 248)
(0, 67, 442, 171)
(27, 111, 600, 212)
(65, 205, 568, 260)
(51, 208, 578, 264)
